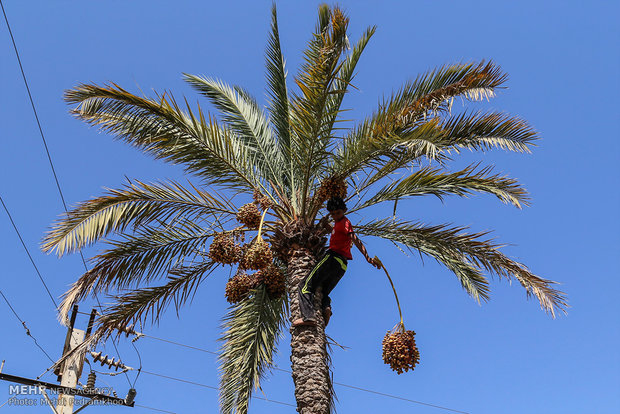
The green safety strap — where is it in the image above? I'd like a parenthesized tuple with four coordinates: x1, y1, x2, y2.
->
(334, 256, 347, 271)
(301, 254, 330, 294)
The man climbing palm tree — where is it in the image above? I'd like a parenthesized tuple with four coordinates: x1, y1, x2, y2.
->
(293, 197, 380, 327)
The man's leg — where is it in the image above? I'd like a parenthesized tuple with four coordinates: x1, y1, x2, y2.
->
(320, 256, 347, 326)
(295, 253, 331, 326)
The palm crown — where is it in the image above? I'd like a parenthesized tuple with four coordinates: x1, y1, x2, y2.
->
(43, 4, 566, 413)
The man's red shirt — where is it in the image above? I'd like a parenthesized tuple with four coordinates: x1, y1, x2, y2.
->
(329, 216, 353, 260)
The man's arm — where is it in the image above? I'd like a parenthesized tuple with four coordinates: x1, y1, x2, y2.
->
(318, 215, 333, 235)
(352, 232, 381, 268)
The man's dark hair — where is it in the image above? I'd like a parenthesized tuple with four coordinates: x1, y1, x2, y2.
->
(326, 196, 347, 212)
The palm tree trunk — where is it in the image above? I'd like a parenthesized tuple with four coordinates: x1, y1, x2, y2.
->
(288, 248, 332, 414)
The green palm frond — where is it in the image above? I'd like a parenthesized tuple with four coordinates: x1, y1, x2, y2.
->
(290, 5, 350, 216)
(183, 75, 287, 196)
(306, 26, 376, 218)
(351, 163, 529, 213)
(64, 83, 262, 192)
(265, 5, 298, 210)
(57, 219, 215, 320)
(438, 111, 537, 153)
(389, 61, 507, 121)
(50, 260, 216, 378)
(219, 283, 288, 414)
(323, 25, 376, 142)
(356, 218, 567, 316)
(333, 117, 444, 179)
(357, 218, 490, 302)
(331, 62, 520, 180)
(93, 260, 216, 336)
(42, 180, 235, 256)
(343, 111, 538, 199)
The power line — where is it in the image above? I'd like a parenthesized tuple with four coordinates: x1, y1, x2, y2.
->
(135, 404, 177, 414)
(0, 195, 58, 309)
(1, 0, 68, 211)
(142, 334, 219, 356)
(1, 0, 133, 389)
(140, 334, 469, 414)
(82, 288, 469, 412)
(0, 194, 133, 388)
(140, 370, 296, 408)
(0, 289, 55, 363)
(330, 382, 469, 414)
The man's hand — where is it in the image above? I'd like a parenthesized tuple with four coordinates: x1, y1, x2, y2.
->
(317, 215, 332, 233)
(366, 255, 381, 269)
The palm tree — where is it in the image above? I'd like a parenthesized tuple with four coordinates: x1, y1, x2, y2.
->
(43, 4, 567, 414)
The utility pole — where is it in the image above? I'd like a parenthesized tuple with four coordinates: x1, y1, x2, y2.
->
(0, 305, 136, 412)
(55, 305, 85, 414)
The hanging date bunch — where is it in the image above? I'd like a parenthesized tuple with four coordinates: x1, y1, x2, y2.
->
(382, 324, 420, 374)
(256, 263, 286, 298)
(317, 175, 347, 203)
(208, 232, 242, 265)
(253, 190, 272, 211)
(372, 256, 421, 374)
(243, 208, 273, 270)
(237, 243, 250, 269)
(225, 271, 258, 304)
(236, 203, 261, 229)
(244, 240, 273, 270)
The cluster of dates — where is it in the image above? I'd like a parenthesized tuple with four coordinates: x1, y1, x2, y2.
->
(316, 176, 347, 203)
(209, 192, 284, 304)
(382, 326, 420, 375)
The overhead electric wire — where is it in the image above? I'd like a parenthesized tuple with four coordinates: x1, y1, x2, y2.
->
(140, 370, 296, 408)
(1, 0, 68, 212)
(0, 195, 58, 309)
(135, 404, 178, 414)
(142, 334, 219, 356)
(1, 0, 133, 388)
(140, 334, 470, 413)
(0, 289, 54, 363)
(131, 340, 143, 387)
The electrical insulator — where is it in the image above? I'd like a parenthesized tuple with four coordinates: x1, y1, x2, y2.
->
(125, 388, 137, 405)
(90, 351, 132, 371)
(85, 372, 97, 390)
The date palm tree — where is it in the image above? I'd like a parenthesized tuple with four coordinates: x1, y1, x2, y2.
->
(43, 4, 566, 414)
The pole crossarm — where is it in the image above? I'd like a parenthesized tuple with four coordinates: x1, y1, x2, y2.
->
(0, 372, 134, 407)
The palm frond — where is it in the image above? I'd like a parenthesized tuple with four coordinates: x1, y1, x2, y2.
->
(390, 61, 507, 121)
(57, 219, 215, 320)
(42, 180, 235, 256)
(306, 26, 376, 218)
(356, 218, 568, 316)
(219, 283, 288, 414)
(183, 74, 287, 197)
(333, 117, 444, 179)
(264, 5, 298, 210)
(356, 218, 490, 302)
(323, 25, 376, 143)
(289, 5, 350, 216)
(331, 62, 520, 181)
(343, 110, 538, 200)
(438, 111, 537, 153)
(64, 83, 261, 191)
(93, 260, 216, 335)
(352, 163, 529, 212)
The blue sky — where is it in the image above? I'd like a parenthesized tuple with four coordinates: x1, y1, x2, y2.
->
(1, 1, 618, 413)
